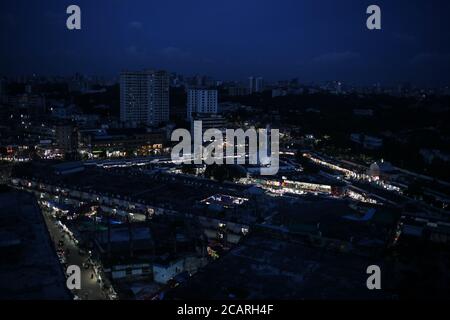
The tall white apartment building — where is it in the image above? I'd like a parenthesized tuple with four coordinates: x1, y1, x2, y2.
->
(120, 70, 169, 127)
(187, 88, 218, 120)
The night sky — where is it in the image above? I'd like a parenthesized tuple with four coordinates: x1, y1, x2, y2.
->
(1, 0, 449, 86)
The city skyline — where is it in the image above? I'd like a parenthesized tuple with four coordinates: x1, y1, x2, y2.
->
(1, 0, 450, 306)
(1, 0, 450, 86)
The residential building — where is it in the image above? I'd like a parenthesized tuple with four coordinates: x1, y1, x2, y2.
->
(187, 88, 218, 120)
(248, 76, 264, 94)
(120, 70, 170, 127)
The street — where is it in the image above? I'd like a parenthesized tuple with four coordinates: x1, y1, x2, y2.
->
(42, 208, 109, 300)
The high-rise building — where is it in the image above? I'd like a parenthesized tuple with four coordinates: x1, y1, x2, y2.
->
(55, 123, 78, 158)
(120, 70, 170, 127)
(248, 76, 264, 94)
(187, 88, 218, 120)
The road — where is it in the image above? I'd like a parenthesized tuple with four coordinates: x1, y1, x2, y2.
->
(42, 208, 109, 300)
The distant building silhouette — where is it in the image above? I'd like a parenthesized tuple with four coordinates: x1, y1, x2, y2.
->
(248, 76, 264, 94)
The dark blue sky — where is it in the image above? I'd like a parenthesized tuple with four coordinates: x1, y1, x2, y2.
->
(1, 0, 449, 86)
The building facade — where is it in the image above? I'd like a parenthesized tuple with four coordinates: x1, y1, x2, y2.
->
(55, 123, 78, 157)
(187, 88, 218, 120)
(248, 76, 264, 94)
(120, 70, 170, 127)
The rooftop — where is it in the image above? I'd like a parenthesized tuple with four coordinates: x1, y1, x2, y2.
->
(12, 162, 259, 222)
(166, 233, 393, 300)
(0, 189, 71, 299)
(268, 198, 399, 248)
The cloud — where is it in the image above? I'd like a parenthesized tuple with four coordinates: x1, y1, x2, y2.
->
(410, 53, 450, 65)
(312, 51, 360, 64)
(160, 46, 190, 60)
(125, 45, 145, 56)
(129, 21, 143, 29)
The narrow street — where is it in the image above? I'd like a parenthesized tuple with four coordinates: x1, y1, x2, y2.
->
(42, 208, 108, 300)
